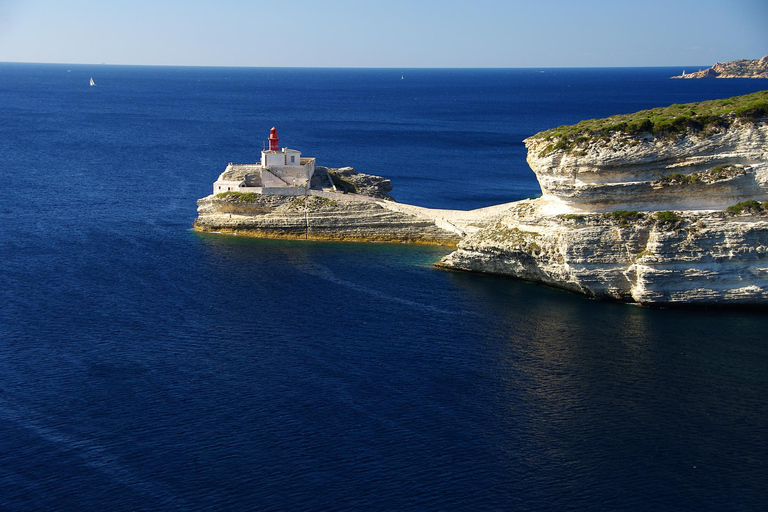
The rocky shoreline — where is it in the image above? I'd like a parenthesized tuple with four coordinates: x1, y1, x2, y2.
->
(436, 201, 768, 305)
(436, 92, 768, 305)
(671, 56, 768, 79)
(195, 92, 768, 305)
(194, 191, 462, 246)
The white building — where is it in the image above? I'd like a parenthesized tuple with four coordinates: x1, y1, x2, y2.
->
(213, 127, 316, 196)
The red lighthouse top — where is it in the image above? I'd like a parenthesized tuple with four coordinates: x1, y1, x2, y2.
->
(268, 127, 280, 151)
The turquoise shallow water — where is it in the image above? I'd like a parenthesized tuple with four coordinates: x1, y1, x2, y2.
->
(1, 63, 767, 510)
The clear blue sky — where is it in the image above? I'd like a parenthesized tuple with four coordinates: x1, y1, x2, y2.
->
(0, 0, 766, 67)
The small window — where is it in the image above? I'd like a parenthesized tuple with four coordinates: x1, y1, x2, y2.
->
(291, 155, 295, 163)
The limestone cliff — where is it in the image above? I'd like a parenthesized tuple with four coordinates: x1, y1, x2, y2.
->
(525, 119, 768, 214)
(194, 192, 461, 245)
(195, 167, 464, 245)
(437, 201, 768, 304)
(672, 56, 768, 79)
(438, 92, 768, 305)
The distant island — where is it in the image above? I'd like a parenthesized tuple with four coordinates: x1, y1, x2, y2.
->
(672, 56, 768, 79)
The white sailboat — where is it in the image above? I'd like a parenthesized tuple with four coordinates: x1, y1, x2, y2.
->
(90, 77, 96, 87)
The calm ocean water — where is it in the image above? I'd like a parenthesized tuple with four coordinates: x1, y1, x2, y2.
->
(1, 63, 767, 510)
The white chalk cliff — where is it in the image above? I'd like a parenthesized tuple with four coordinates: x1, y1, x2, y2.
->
(196, 92, 768, 305)
(438, 94, 768, 305)
(527, 120, 768, 215)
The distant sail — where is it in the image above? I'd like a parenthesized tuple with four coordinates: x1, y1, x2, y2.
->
(90, 77, 96, 87)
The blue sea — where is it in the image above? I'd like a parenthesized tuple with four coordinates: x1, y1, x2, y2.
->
(1, 63, 767, 511)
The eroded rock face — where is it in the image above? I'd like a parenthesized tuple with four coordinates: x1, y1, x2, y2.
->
(325, 167, 394, 199)
(194, 194, 459, 245)
(438, 119, 768, 305)
(437, 200, 768, 305)
(524, 121, 768, 214)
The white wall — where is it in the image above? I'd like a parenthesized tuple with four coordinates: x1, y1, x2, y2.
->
(213, 180, 244, 194)
(261, 151, 286, 168)
(271, 166, 310, 187)
(302, 158, 316, 183)
(283, 149, 301, 166)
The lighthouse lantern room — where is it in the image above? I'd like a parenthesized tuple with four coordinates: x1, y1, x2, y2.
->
(268, 127, 280, 151)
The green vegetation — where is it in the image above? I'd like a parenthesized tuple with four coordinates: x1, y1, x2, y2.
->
(289, 196, 307, 208)
(313, 197, 339, 207)
(710, 165, 743, 181)
(533, 90, 768, 155)
(216, 191, 260, 202)
(655, 211, 681, 225)
(725, 200, 768, 215)
(656, 172, 700, 184)
(603, 210, 644, 226)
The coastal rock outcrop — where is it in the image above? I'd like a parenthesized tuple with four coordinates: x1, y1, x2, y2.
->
(195, 168, 461, 245)
(672, 56, 768, 79)
(320, 166, 394, 199)
(437, 201, 768, 304)
(438, 91, 768, 305)
(525, 120, 768, 214)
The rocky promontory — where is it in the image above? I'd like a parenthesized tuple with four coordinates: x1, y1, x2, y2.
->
(196, 91, 768, 305)
(437, 90, 768, 305)
(195, 190, 460, 245)
(672, 56, 768, 79)
(194, 166, 510, 245)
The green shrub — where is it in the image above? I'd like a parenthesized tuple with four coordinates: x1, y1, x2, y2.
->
(606, 210, 642, 221)
(726, 200, 764, 215)
(533, 90, 768, 155)
(655, 211, 681, 224)
(604, 210, 643, 226)
(734, 101, 768, 120)
(658, 172, 700, 184)
(216, 191, 260, 202)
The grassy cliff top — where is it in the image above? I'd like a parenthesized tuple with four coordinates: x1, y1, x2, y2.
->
(531, 89, 768, 153)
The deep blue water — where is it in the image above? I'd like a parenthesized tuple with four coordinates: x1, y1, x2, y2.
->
(1, 63, 767, 511)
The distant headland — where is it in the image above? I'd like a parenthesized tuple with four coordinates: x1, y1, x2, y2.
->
(672, 56, 768, 79)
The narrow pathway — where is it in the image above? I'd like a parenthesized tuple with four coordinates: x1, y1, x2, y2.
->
(308, 189, 518, 237)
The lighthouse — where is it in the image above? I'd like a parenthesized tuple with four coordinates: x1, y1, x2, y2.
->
(212, 127, 316, 195)
(268, 127, 280, 151)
